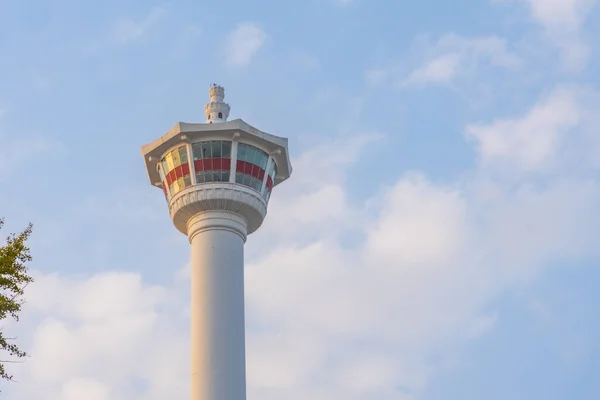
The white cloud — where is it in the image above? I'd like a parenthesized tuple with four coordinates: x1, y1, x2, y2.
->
(112, 7, 167, 45)
(7, 270, 189, 399)
(382, 34, 521, 87)
(466, 85, 600, 175)
(466, 87, 581, 172)
(403, 53, 462, 86)
(509, 0, 598, 29)
(61, 378, 111, 400)
(6, 86, 600, 398)
(366, 173, 469, 266)
(494, 0, 598, 71)
(224, 23, 266, 68)
(258, 134, 381, 245)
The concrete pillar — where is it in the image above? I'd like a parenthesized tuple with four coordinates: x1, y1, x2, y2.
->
(187, 211, 247, 400)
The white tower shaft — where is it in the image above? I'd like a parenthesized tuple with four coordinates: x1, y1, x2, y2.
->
(188, 211, 247, 400)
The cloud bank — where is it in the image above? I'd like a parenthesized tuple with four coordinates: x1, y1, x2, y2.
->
(5, 83, 600, 398)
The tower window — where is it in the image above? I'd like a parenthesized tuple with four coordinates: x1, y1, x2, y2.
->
(191, 140, 233, 184)
(235, 143, 271, 198)
(159, 145, 193, 202)
(218, 112, 223, 119)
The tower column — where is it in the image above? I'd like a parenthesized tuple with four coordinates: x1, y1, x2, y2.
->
(187, 211, 248, 400)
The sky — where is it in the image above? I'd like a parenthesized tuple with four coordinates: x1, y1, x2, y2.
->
(1, 0, 600, 398)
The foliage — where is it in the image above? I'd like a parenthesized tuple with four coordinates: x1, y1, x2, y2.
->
(0, 219, 33, 383)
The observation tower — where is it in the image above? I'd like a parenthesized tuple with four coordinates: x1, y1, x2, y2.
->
(141, 84, 292, 400)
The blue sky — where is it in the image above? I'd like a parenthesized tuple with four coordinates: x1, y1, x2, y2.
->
(1, 0, 600, 398)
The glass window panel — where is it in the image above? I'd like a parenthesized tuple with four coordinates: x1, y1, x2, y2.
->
(237, 143, 247, 162)
(184, 175, 191, 187)
(196, 173, 205, 183)
(172, 149, 181, 167)
(249, 147, 258, 165)
(246, 146, 256, 165)
(235, 172, 244, 184)
(171, 180, 180, 194)
(258, 153, 268, 169)
(201, 142, 211, 159)
(222, 171, 230, 182)
(255, 149, 265, 167)
(242, 174, 251, 186)
(177, 177, 184, 190)
(205, 172, 214, 182)
(211, 141, 222, 158)
(192, 143, 203, 160)
(222, 141, 232, 158)
(166, 153, 175, 171)
(241, 145, 249, 163)
(179, 146, 188, 164)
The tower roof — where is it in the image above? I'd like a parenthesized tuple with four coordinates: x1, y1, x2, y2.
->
(141, 118, 292, 187)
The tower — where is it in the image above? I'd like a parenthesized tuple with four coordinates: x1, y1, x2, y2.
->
(141, 85, 292, 399)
